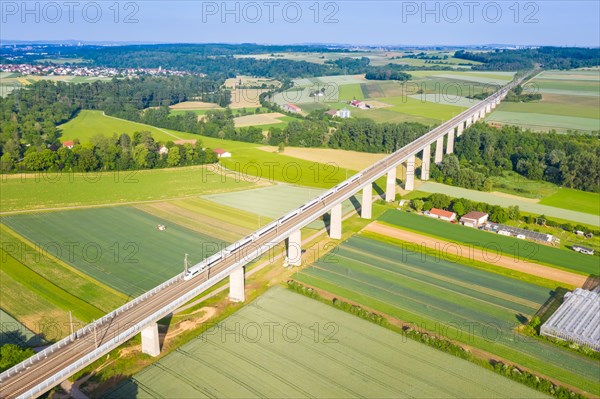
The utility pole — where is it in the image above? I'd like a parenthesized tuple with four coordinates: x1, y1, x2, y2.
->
(69, 311, 73, 337)
(94, 322, 98, 348)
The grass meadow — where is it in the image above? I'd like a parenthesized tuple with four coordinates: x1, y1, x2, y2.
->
(104, 286, 547, 399)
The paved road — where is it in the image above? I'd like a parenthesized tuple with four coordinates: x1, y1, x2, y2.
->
(0, 84, 516, 399)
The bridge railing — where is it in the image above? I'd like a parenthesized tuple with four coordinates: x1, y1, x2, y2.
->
(0, 272, 184, 384)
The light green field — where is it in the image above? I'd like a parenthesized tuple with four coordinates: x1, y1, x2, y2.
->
(338, 84, 364, 100)
(487, 71, 599, 132)
(297, 235, 599, 395)
(1, 207, 228, 297)
(0, 165, 253, 213)
(408, 94, 476, 107)
(377, 96, 466, 121)
(104, 286, 548, 399)
(496, 98, 599, 119)
(418, 182, 600, 226)
(540, 187, 600, 216)
(486, 111, 599, 132)
(203, 184, 361, 230)
(58, 110, 198, 143)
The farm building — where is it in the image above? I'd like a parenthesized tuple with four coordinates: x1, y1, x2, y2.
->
(62, 141, 75, 149)
(460, 211, 488, 228)
(326, 108, 352, 118)
(484, 223, 555, 244)
(427, 208, 456, 222)
(338, 108, 351, 118)
(213, 148, 232, 158)
(573, 245, 595, 255)
(283, 103, 302, 114)
(540, 287, 600, 351)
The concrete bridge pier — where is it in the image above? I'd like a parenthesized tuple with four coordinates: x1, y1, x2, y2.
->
(330, 203, 342, 239)
(465, 117, 472, 129)
(420, 145, 430, 181)
(479, 108, 486, 119)
(141, 323, 160, 357)
(457, 122, 464, 137)
(473, 113, 479, 123)
(405, 155, 415, 191)
(485, 103, 491, 113)
(229, 267, 245, 302)
(385, 167, 397, 202)
(446, 129, 455, 155)
(361, 183, 372, 219)
(286, 230, 302, 266)
(434, 137, 444, 164)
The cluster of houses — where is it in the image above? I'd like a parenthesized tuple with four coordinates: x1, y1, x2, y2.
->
(0, 63, 195, 78)
(426, 208, 489, 228)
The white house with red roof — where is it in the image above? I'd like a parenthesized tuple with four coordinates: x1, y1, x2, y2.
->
(62, 141, 75, 149)
(213, 148, 232, 158)
(283, 103, 302, 114)
(427, 208, 457, 222)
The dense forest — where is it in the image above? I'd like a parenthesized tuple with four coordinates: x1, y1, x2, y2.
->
(455, 47, 600, 71)
(432, 124, 600, 193)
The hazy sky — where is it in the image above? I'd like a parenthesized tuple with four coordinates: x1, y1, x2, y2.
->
(2, 1, 599, 46)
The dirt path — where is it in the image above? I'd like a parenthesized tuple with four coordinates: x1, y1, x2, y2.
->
(364, 222, 587, 287)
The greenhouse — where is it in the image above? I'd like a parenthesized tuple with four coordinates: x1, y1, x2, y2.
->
(540, 287, 600, 351)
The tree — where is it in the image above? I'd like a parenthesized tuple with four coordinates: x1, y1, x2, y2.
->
(452, 201, 465, 217)
(278, 142, 285, 153)
(0, 153, 15, 172)
(507, 205, 520, 221)
(167, 145, 182, 167)
(412, 199, 424, 212)
(489, 206, 508, 223)
(429, 193, 451, 210)
(0, 344, 35, 372)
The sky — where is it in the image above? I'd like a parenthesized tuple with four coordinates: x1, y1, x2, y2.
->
(2, 1, 599, 46)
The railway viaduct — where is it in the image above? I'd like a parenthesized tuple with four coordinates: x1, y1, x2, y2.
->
(0, 79, 517, 399)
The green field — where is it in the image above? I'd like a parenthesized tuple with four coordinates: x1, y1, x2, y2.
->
(338, 84, 365, 100)
(1, 207, 228, 297)
(296, 235, 600, 395)
(0, 165, 254, 213)
(104, 286, 547, 399)
(379, 210, 599, 275)
(539, 187, 600, 216)
(378, 96, 466, 121)
(418, 181, 600, 225)
(58, 110, 197, 143)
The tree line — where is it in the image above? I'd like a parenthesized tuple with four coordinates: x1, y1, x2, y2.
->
(2, 130, 218, 173)
(455, 47, 600, 71)
(432, 124, 599, 193)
